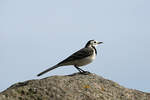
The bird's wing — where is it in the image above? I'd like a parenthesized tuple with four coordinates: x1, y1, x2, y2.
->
(58, 47, 93, 65)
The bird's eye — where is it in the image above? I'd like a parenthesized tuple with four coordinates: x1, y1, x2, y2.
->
(94, 41, 96, 43)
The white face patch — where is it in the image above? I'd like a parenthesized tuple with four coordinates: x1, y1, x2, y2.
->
(90, 40, 99, 47)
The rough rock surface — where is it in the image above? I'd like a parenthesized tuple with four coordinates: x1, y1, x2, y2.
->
(0, 73, 150, 100)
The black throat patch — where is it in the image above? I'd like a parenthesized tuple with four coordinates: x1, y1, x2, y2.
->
(92, 46, 97, 55)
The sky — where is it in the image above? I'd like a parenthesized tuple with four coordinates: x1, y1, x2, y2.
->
(0, 0, 150, 92)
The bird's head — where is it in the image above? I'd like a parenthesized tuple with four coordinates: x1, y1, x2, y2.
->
(85, 40, 103, 47)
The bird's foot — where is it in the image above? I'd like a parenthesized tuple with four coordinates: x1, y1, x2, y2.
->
(80, 71, 91, 75)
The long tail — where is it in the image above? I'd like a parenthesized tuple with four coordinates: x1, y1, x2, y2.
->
(37, 65, 59, 76)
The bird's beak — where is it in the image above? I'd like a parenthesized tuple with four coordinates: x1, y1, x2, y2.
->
(98, 42, 103, 44)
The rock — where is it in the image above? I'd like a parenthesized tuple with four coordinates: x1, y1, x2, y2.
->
(0, 73, 150, 100)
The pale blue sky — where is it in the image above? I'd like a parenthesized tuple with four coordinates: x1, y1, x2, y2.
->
(0, 0, 150, 92)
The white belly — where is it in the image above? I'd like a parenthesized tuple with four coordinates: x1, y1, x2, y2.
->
(75, 53, 96, 67)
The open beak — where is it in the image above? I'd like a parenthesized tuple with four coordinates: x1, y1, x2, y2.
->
(98, 42, 103, 44)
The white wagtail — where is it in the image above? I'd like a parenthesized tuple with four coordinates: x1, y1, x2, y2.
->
(37, 40, 103, 76)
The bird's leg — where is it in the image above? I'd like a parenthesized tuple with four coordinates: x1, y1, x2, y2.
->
(74, 66, 89, 74)
(74, 66, 83, 73)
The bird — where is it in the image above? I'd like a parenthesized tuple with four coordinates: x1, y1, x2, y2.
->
(37, 40, 103, 76)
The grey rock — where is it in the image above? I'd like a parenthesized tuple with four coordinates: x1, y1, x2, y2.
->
(0, 73, 150, 100)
